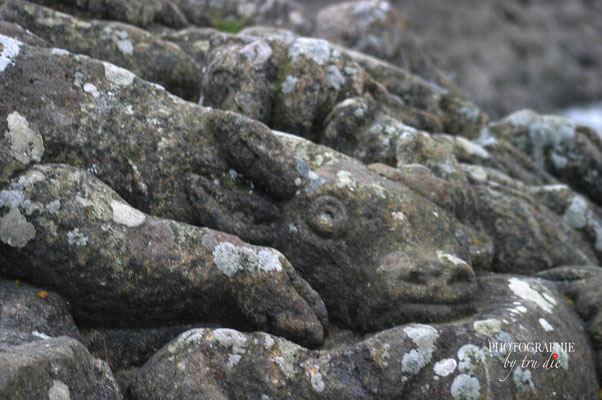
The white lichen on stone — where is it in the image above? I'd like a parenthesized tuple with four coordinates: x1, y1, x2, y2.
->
(336, 170, 356, 191)
(473, 319, 502, 337)
(281, 75, 299, 94)
(0, 34, 20, 73)
(213, 242, 283, 277)
(451, 373, 480, 400)
(111, 200, 146, 227)
(433, 358, 457, 377)
(289, 38, 331, 65)
(538, 318, 554, 332)
(555, 349, 569, 370)
(325, 65, 345, 90)
(273, 340, 302, 379)
(210, 328, 248, 369)
(51, 48, 70, 56)
(463, 165, 488, 183)
(0, 190, 25, 209)
(46, 200, 61, 216)
(457, 344, 485, 375)
(507, 278, 556, 313)
(512, 366, 535, 395)
(401, 324, 439, 375)
(83, 83, 100, 98)
(310, 367, 325, 393)
(32, 330, 51, 339)
(117, 39, 134, 55)
(0, 208, 36, 248)
(437, 251, 469, 267)
(67, 228, 88, 247)
(102, 61, 135, 86)
(455, 136, 490, 159)
(5, 112, 45, 165)
(502, 110, 576, 170)
(562, 196, 588, 229)
(239, 40, 272, 65)
(48, 379, 71, 400)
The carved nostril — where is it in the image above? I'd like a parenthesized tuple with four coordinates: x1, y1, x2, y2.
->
(446, 263, 475, 285)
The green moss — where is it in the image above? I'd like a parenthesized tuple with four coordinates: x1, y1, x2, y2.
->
(212, 19, 245, 34)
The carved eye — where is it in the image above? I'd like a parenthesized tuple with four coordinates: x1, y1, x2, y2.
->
(307, 195, 347, 238)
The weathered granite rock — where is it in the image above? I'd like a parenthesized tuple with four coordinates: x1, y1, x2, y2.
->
(81, 325, 208, 392)
(0, 38, 478, 331)
(29, 0, 186, 28)
(316, 0, 404, 62)
(0, 0, 201, 100)
(1, 335, 123, 399)
(489, 110, 602, 205)
(0, 278, 80, 340)
(198, 29, 487, 139)
(314, 1, 461, 99)
(536, 265, 602, 381)
(173, 0, 312, 34)
(0, 164, 326, 346)
(529, 184, 602, 262)
(0, 20, 48, 47)
(463, 164, 598, 273)
(130, 274, 599, 399)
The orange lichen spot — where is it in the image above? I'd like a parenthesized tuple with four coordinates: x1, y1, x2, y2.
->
(15, 279, 21, 286)
(309, 366, 319, 376)
(472, 238, 482, 245)
(567, 298, 574, 306)
(37, 291, 48, 299)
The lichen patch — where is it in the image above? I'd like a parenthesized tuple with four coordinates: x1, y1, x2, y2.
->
(0, 34, 21, 73)
(507, 278, 556, 313)
(5, 112, 45, 165)
(0, 208, 36, 248)
(103, 61, 135, 86)
(111, 200, 146, 227)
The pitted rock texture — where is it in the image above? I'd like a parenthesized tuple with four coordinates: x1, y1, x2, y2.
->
(0, 164, 326, 347)
(173, 0, 312, 34)
(0, 39, 479, 332)
(0, 0, 201, 100)
(130, 275, 598, 399)
(195, 28, 486, 140)
(1, 335, 123, 399)
(0, 278, 80, 340)
(0, 5, 601, 399)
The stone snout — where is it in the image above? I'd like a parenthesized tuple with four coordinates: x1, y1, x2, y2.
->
(378, 250, 477, 304)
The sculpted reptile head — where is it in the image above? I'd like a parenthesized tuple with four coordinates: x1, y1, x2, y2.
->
(0, 38, 477, 332)
(187, 120, 478, 331)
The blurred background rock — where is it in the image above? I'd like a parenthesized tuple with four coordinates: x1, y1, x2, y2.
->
(306, 0, 602, 122)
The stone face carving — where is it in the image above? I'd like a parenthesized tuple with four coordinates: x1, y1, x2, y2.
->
(0, 38, 477, 332)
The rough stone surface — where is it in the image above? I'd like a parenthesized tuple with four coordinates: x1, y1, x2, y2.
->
(0, 0, 201, 100)
(0, 335, 123, 399)
(28, 0, 182, 28)
(198, 29, 487, 140)
(314, 0, 459, 98)
(0, 40, 478, 332)
(0, 164, 326, 347)
(464, 165, 598, 273)
(173, 0, 312, 35)
(129, 275, 598, 399)
(489, 109, 602, 206)
(0, 278, 80, 340)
